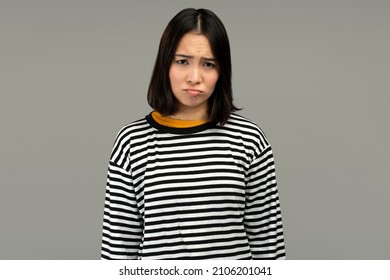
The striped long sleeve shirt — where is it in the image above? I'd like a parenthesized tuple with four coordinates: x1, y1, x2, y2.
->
(101, 112, 286, 260)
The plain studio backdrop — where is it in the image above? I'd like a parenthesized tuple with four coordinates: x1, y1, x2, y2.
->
(1, 0, 389, 259)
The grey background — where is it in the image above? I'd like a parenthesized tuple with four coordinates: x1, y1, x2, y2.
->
(1, 0, 389, 259)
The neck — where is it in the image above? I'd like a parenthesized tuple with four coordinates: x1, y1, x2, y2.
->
(170, 106, 209, 121)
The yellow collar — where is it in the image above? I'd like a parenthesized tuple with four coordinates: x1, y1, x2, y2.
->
(151, 111, 209, 128)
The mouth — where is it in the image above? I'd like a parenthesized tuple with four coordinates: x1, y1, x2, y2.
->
(185, 89, 202, 97)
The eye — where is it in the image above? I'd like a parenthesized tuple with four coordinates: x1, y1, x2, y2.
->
(203, 61, 216, 68)
(176, 59, 188, 65)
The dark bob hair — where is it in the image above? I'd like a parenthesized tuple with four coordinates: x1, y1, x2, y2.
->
(147, 8, 239, 125)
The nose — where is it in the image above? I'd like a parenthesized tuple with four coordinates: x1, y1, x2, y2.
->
(187, 65, 201, 84)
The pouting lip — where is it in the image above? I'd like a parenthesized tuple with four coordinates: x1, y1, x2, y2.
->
(184, 89, 202, 96)
(184, 88, 202, 93)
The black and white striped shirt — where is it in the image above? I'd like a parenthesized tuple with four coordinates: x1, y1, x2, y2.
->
(101, 112, 286, 259)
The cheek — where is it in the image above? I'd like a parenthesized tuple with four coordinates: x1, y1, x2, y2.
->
(168, 68, 175, 86)
(206, 73, 219, 89)
(169, 67, 183, 85)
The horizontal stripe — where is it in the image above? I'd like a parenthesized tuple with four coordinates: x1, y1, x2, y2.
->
(101, 113, 285, 260)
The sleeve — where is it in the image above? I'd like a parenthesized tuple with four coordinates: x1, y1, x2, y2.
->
(244, 144, 286, 260)
(101, 131, 143, 259)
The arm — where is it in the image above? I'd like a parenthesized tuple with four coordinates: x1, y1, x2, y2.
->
(101, 160, 143, 259)
(244, 145, 286, 260)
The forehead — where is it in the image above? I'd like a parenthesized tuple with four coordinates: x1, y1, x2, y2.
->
(176, 33, 214, 57)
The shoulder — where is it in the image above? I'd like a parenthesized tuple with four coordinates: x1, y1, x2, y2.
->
(111, 117, 151, 153)
(109, 116, 151, 167)
(226, 114, 264, 130)
(114, 117, 149, 141)
(223, 113, 271, 151)
(225, 114, 268, 138)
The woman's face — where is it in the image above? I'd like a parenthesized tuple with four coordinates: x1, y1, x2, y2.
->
(169, 32, 219, 120)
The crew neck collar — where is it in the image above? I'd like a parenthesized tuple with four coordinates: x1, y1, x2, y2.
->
(146, 111, 216, 134)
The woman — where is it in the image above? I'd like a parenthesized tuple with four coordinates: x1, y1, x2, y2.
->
(101, 8, 286, 260)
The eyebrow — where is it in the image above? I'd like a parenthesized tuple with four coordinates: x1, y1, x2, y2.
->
(175, 54, 217, 61)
